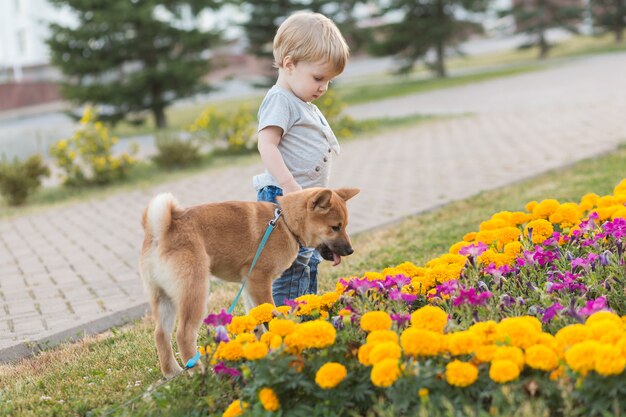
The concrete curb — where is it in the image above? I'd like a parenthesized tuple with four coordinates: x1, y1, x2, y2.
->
(0, 302, 149, 364)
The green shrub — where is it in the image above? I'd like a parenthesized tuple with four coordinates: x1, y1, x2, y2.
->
(152, 133, 203, 168)
(0, 154, 50, 206)
(49, 107, 138, 187)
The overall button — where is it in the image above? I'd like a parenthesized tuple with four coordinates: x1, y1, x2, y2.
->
(315, 166, 321, 172)
(328, 148, 331, 153)
(323, 157, 328, 162)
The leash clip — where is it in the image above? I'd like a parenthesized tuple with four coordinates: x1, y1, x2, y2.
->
(269, 208, 282, 226)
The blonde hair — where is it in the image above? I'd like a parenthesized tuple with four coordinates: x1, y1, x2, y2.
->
(273, 11, 349, 75)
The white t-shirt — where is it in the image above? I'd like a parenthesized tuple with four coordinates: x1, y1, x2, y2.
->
(253, 85, 341, 191)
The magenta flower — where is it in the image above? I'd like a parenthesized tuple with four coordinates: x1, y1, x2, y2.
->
(435, 279, 459, 296)
(214, 362, 241, 378)
(578, 296, 609, 317)
(383, 274, 411, 289)
(346, 277, 379, 294)
(541, 302, 564, 323)
(453, 286, 492, 307)
(459, 242, 488, 258)
(204, 309, 233, 327)
(390, 312, 411, 328)
(388, 287, 418, 303)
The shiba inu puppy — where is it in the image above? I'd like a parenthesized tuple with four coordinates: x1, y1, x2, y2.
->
(140, 187, 359, 377)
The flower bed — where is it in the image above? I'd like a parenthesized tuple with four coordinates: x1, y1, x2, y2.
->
(203, 179, 626, 417)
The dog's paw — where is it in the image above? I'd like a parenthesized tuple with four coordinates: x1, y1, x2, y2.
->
(163, 364, 183, 379)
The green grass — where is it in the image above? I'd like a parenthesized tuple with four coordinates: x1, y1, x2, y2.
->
(1, 143, 625, 417)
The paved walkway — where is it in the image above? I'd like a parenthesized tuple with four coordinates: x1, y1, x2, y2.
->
(1, 52, 626, 362)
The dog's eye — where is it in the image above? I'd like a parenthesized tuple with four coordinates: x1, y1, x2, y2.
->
(331, 225, 341, 232)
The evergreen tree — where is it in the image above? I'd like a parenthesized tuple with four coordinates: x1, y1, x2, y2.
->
(591, 0, 625, 42)
(367, 0, 489, 78)
(47, 0, 223, 128)
(505, 0, 584, 58)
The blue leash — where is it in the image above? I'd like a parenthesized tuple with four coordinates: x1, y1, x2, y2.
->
(184, 207, 282, 369)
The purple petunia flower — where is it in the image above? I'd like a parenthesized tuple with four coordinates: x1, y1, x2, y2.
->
(383, 274, 412, 289)
(214, 362, 241, 378)
(213, 325, 230, 343)
(390, 312, 411, 328)
(389, 287, 418, 303)
(453, 286, 493, 307)
(346, 277, 379, 295)
(459, 242, 488, 258)
(578, 296, 610, 317)
(541, 302, 564, 323)
(284, 299, 302, 310)
(204, 309, 233, 327)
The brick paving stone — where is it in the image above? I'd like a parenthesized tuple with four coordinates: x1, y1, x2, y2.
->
(1, 52, 626, 362)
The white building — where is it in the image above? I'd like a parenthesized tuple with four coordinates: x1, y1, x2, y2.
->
(0, 0, 75, 82)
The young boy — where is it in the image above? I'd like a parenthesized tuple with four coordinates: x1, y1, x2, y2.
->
(253, 11, 350, 306)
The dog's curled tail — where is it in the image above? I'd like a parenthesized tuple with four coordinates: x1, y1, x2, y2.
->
(143, 192, 183, 242)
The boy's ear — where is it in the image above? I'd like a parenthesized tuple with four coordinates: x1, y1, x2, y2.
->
(283, 55, 294, 71)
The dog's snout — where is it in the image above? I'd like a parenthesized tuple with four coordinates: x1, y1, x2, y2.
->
(345, 247, 354, 256)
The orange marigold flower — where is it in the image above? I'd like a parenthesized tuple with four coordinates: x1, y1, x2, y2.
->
(242, 341, 269, 360)
(259, 387, 280, 411)
(445, 360, 479, 387)
(401, 328, 444, 357)
(215, 341, 244, 361)
(222, 400, 248, 417)
(593, 344, 626, 376)
(369, 341, 402, 365)
(525, 344, 559, 371)
(367, 330, 399, 344)
(411, 305, 448, 333)
(227, 316, 257, 335)
(315, 362, 347, 389)
(249, 303, 275, 324)
(565, 340, 600, 375)
(360, 311, 392, 332)
(268, 318, 297, 337)
(525, 219, 554, 244)
(370, 358, 401, 387)
(489, 359, 520, 383)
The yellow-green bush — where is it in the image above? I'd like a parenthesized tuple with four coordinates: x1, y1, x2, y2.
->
(0, 154, 50, 206)
(50, 107, 137, 186)
(188, 104, 256, 154)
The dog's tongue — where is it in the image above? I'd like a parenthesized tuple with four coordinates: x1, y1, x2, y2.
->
(332, 253, 342, 267)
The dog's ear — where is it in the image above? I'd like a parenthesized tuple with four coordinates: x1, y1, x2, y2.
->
(309, 189, 332, 212)
(334, 188, 360, 202)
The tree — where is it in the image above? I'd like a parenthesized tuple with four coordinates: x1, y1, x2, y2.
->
(367, 0, 489, 78)
(591, 0, 626, 42)
(506, 0, 584, 58)
(47, 0, 223, 128)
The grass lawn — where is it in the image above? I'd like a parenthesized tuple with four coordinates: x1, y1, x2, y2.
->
(1, 143, 624, 417)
